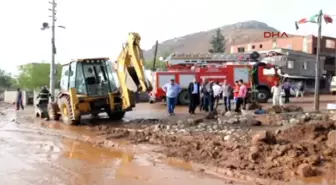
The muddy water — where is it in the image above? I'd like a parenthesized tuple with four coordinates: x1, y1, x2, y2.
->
(0, 108, 243, 185)
(1, 101, 334, 185)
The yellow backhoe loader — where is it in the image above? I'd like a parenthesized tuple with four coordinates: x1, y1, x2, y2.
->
(44, 32, 152, 125)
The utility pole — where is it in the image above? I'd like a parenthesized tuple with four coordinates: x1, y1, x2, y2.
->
(152, 40, 159, 71)
(50, 0, 56, 101)
(314, 9, 323, 112)
(41, 0, 65, 101)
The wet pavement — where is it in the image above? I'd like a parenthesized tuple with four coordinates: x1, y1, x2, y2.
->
(0, 106, 244, 185)
(0, 94, 334, 185)
(139, 94, 335, 117)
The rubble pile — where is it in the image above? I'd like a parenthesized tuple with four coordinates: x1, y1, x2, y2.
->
(91, 110, 336, 182)
(264, 111, 331, 126)
(267, 105, 304, 114)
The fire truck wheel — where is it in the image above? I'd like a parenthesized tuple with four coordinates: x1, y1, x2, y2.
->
(257, 89, 270, 103)
(178, 91, 190, 105)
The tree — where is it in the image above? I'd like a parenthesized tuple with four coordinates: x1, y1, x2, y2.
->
(209, 28, 226, 53)
(0, 69, 13, 89)
(144, 59, 167, 70)
(16, 62, 62, 90)
(144, 51, 171, 71)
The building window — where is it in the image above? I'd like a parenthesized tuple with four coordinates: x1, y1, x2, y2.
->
(252, 45, 255, 49)
(313, 47, 317, 55)
(303, 61, 308, 70)
(259, 44, 263, 48)
(326, 39, 335, 49)
(287, 60, 294, 69)
(237, 47, 245, 52)
(325, 58, 335, 65)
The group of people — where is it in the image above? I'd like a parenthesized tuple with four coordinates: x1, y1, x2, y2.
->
(191, 79, 248, 113)
(162, 78, 306, 115)
(271, 79, 305, 106)
(161, 78, 249, 115)
(15, 86, 51, 111)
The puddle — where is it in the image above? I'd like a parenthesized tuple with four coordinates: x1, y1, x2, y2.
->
(166, 158, 193, 171)
(292, 176, 336, 185)
(0, 106, 248, 184)
(62, 138, 134, 164)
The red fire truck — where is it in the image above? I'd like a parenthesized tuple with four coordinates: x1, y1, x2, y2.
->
(149, 52, 281, 104)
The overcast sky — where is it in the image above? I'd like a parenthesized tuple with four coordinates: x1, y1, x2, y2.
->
(0, 0, 335, 74)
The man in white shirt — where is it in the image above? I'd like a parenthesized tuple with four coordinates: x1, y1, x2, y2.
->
(271, 81, 283, 106)
(212, 81, 222, 110)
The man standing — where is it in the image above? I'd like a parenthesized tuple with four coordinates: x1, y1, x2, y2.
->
(212, 81, 222, 110)
(16, 88, 24, 111)
(296, 81, 304, 98)
(282, 79, 291, 103)
(233, 81, 239, 109)
(235, 79, 247, 113)
(271, 81, 283, 106)
(201, 79, 214, 112)
(188, 78, 200, 114)
(36, 86, 51, 106)
(222, 79, 232, 112)
(162, 79, 181, 116)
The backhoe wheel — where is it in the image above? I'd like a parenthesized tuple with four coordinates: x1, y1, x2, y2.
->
(57, 96, 80, 125)
(48, 102, 60, 121)
(106, 111, 125, 121)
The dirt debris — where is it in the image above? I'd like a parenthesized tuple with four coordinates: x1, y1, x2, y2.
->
(90, 111, 336, 183)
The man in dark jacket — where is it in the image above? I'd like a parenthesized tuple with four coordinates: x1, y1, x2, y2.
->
(16, 88, 24, 110)
(188, 78, 200, 114)
(37, 86, 51, 107)
(201, 79, 214, 112)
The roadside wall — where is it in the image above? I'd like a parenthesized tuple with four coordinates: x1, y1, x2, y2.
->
(4, 91, 28, 106)
(32, 90, 149, 104)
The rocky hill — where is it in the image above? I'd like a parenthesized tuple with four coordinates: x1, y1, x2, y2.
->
(143, 20, 279, 60)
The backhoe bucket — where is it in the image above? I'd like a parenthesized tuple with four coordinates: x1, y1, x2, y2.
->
(127, 67, 152, 92)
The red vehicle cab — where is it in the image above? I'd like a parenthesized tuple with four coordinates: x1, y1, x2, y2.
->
(149, 52, 281, 105)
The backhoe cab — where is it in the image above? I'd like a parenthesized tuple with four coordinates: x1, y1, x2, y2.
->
(46, 32, 152, 125)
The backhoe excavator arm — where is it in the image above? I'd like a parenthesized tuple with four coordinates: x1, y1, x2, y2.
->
(115, 32, 152, 110)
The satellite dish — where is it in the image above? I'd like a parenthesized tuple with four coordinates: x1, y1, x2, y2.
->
(250, 51, 260, 61)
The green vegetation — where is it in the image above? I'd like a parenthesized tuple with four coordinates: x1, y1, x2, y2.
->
(0, 54, 170, 91)
(0, 69, 14, 90)
(144, 51, 171, 71)
(14, 62, 62, 90)
(209, 28, 226, 53)
(144, 59, 167, 70)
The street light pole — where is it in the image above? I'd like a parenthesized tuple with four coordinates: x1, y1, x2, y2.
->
(50, 0, 56, 101)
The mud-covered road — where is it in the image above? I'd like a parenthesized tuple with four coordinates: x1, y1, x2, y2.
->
(0, 104, 243, 185)
(0, 94, 335, 185)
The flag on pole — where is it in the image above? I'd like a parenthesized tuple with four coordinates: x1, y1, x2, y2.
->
(323, 14, 333, 23)
(295, 14, 319, 30)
